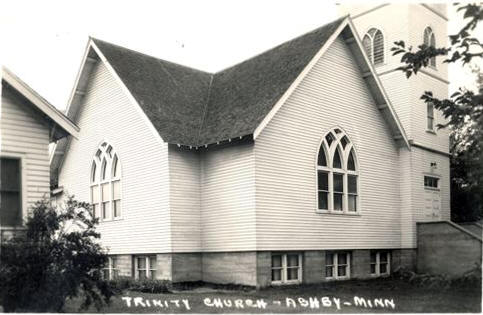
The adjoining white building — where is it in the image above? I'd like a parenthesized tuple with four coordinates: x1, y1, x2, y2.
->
(49, 4, 452, 287)
(0, 67, 79, 241)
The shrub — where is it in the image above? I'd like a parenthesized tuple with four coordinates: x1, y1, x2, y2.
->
(108, 277, 172, 294)
(392, 265, 482, 290)
(130, 279, 172, 293)
(0, 197, 112, 312)
(108, 276, 134, 294)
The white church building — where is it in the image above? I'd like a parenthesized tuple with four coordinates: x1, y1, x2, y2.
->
(50, 3, 451, 286)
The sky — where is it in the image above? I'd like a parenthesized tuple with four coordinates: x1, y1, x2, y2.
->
(0, 0, 480, 110)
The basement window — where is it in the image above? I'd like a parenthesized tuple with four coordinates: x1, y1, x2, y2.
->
(370, 251, 390, 276)
(103, 256, 119, 280)
(135, 256, 157, 280)
(325, 252, 351, 280)
(271, 253, 302, 284)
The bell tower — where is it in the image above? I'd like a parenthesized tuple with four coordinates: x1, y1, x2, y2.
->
(338, 4, 451, 248)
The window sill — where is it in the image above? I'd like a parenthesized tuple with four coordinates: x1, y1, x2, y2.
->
(326, 276, 351, 281)
(271, 280, 302, 286)
(316, 210, 361, 216)
(0, 226, 26, 230)
(370, 273, 390, 278)
(426, 129, 436, 135)
(100, 217, 124, 223)
(424, 187, 440, 191)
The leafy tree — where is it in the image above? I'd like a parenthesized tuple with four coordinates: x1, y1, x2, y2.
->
(0, 196, 112, 312)
(392, 3, 482, 222)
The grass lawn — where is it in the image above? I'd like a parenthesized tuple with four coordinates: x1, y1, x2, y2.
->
(64, 278, 481, 313)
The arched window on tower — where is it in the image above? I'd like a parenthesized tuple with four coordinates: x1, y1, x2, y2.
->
(423, 27, 436, 67)
(363, 28, 384, 66)
(317, 128, 359, 213)
(90, 142, 122, 221)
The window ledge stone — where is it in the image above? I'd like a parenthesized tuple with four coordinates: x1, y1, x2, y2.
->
(316, 210, 361, 216)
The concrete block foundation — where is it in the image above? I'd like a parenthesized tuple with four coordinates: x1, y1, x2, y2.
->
(108, 249, 416, 287)
(116, 255, 133, 277)
(202, 251, 257, 286)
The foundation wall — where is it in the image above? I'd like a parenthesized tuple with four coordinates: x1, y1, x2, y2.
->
(108, 249, 415, 286)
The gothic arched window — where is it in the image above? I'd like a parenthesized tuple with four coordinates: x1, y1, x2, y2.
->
(90, 142, 122, 220)
(317, 128, 359, 213)
(363, 28, 384, 66)
(423, 27, 436, 67)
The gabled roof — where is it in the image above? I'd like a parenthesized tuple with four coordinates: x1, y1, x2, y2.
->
(89, 17, 346, 147)
(92, 39, 212, 145)
(52, 16, 409, 177)
(1, 67, 79, 141)
(89, 18, 344, 146)
(194, 17, 345, 145)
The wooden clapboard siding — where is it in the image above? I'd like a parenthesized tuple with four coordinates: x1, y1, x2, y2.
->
(168, 142, 256, 253)
(200, 143, 256, 251)
(58, 61, 171, 254)
(347, 4, 449, 149)
(407, 5, 449, 153)
(254, 35, 402, 250)
(347, 4, 411, 138)
(399, 147, 414, 248)
(378, 72, 412, 139)
(397, 145, 451, 248)
(344, 3, 450, 248)
(409, 73, 449, 153)
(168, 146, 202, 252)
(411, 147, 451, 220)
(408, 5, 448, 81)
(346, 4, 410, 78)
(1, 87, 50, 222)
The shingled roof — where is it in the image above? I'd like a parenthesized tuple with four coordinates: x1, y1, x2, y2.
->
(92, 17, 345, 147)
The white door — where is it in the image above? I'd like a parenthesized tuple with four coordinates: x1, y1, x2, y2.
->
(424, 190, 441, 220)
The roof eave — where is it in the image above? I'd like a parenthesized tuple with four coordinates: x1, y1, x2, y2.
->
(252, 16, 410, 150)
(344, 18, 410, 149)
(252, 17, 351, 140)
(2, 67, 80, 140)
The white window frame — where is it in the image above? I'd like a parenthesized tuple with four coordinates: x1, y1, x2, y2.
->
(370, 251, 391, 277)
(134, 255, 157, 280)
(271, 253, 303, 285)
(424, 175, 440, 191)
(325, 252, 351, 280)
(90, 142, 122, 222)
(316, 128, 360, 215)
(426, 102, 435, 132)
(103, 256, 119, 280)
(111, 155, 122, 218)
(423, 26, 437, 69)
(362, 27, 385, 66)
(0, 154, 27, 228)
